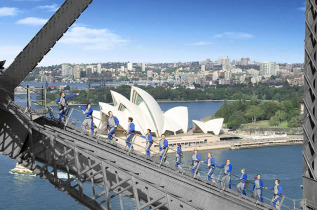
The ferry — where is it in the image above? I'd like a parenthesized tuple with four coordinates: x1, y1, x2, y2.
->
(10, 163, 35, 176)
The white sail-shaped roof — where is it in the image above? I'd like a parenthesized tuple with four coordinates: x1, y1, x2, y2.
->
(97, 86, 189, 136)
(164, 107, 188, 134)
(130, 86, 165, 135)
(192, 118, 224, 135)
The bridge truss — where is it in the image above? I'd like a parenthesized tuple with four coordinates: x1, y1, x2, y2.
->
(0, 0, 315, 209)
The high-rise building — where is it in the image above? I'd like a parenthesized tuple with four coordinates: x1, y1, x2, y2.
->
(240, 58, 250, 66)
(260, 62, 278, 76)
(47, 75, 54, 83)
(201, 65, 206, 72)
(40, 75, 46, 83)
(147, 70, 153, 78)
(62, 64, 72, 76)
(97, 63, 102, 74)
(225, 71, 232, 79)
(74, 65, 81, 79)
(212, 71, 219, 81)
(218, 57, 224, 65)
(86, 67, 93, 75)
(87, 65, 95, 73)
(231, 60, 238, 65)
(120, 66, 125, 72)
(127, 62, 133, 71)
(142, 63, 146, 72)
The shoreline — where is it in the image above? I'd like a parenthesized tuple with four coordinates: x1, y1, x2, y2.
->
(44, 99, 275, 106)
(98, 133, 303, 154)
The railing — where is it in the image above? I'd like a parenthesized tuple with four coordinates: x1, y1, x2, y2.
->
(10, 89, 308, 210)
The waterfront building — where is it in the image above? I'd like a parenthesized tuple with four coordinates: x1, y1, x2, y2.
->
(192, 118, 224, 135)
(86, 65, 94, 74)
(62, 63, 72, 76)
(93, 86, 188, 136)
(47, 75, 54, 83)
(73, 65, 81, 79)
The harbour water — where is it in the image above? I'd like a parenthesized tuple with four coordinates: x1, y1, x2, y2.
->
(1, 100, 303, 209)
(0, 145, 302, 209)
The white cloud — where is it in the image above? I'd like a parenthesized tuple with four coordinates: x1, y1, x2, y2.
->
(0, 7, 19, 17)
(297, 3, 305, 12)
(189, 41, 213, 46)
(60, 26, 129, 50)
(37, 4, 59, 12)
(213, 32, 254, 39)
(0, 46, 23, 67)
(16, 17, 48, 26)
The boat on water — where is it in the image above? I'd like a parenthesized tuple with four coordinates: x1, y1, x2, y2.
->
(10, 163, 35, 176)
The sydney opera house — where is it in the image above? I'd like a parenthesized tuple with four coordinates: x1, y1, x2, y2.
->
(93, 86, 223, 136)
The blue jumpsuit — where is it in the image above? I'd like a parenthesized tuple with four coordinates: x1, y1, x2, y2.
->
(204, 157, 215, 181)
(126, 122, 135, 148)
(107, 116, 119, 141)
(175, 147, 182, 168)
(80, 106, 94, 134)
(237, 173, 247, 195)
(216, 163, 233, 189)
(140, 133, 153, 157)
(268, 184, 283, 209)
(56, 93, 77, 121)
(252, 179, 264, 202)
(159, 138, 168, 161)
(191, 153, 201, 174)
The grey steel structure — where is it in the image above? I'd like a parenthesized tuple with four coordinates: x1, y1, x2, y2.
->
(0, 0, 312, 209)
(304, 0, 317, 208)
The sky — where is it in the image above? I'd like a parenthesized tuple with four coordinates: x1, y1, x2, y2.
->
(0, 0, 306, 67)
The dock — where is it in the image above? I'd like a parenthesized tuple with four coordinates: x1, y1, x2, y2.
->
(98, 132, 303, 154)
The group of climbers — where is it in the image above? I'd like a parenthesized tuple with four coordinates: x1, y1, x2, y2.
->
(56, 93, 283, 209)
(173, 146, 282, 209)
(56, 92, 94, 135)
(190, 150, 282, 209)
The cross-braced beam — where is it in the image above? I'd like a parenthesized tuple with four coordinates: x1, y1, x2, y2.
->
(303, 0, 317, 208)
(0, 0, 93, 95)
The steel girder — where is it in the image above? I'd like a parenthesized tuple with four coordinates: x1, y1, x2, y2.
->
(0, 101, 272, 210)
(304, 0, 317, 208)
(0, 0, 93, 95)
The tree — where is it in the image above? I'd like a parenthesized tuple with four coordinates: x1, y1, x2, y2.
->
(288, 116, 301, 128)
(262, 101, 281, 120)
(274, 110, 286, 124)
(245, 105, 264, 124)
(118, 76, 129, 81)
(269, 116, 279, 126)
(227, 111, 246, 130)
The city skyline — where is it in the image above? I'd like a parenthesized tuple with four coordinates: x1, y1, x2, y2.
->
(1, 0, 305, 67)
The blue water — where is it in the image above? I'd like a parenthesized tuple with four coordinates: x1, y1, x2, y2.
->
(0, 145, 303, 209)
(2, 98, 303, 209)
(167, 146, 303, 202)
